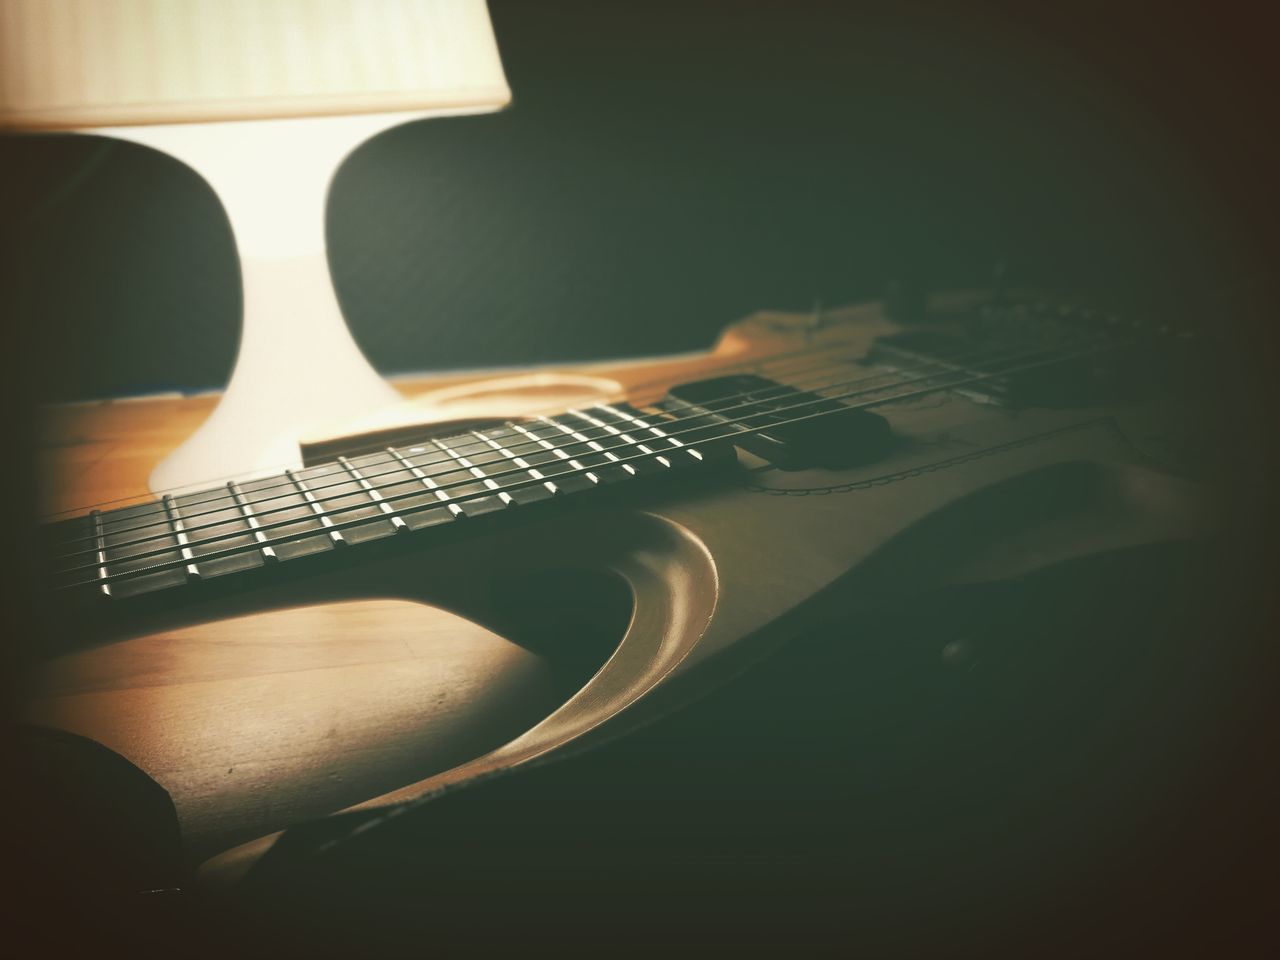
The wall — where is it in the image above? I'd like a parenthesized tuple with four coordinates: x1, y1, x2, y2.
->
(1, 1, 1268, 401)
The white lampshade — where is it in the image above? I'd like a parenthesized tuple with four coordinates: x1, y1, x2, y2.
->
(0, 0, 513, 494)
(0, 0, 510, 129)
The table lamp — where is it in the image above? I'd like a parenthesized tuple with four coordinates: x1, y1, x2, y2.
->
(0, 0, 511, 492)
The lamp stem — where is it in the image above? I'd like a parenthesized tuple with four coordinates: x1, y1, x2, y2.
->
(98, 113, 446, 494)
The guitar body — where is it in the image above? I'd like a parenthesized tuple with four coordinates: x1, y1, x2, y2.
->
(22, 292, 1237, 947)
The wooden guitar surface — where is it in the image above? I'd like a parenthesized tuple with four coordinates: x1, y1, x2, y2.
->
(23, 296, 1213, 882)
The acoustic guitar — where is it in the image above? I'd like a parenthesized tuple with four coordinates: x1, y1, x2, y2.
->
(19, 287, 1247, 948)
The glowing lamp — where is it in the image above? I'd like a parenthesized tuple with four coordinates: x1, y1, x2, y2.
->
(0, 0, 511, 491)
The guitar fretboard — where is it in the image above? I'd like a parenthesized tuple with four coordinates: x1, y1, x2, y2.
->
(46, 404, 717, 601)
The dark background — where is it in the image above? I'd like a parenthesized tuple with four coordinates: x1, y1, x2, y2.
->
(1, 4, 1276, 951)
(1, 0, 1271, 402)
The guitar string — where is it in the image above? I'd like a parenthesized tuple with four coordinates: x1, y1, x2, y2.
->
(39, 330, 986, 528)
(46, 331, 1101, 562)
(46, 321, 1105, 558)
(43, 339, 995, 550)
(48, 331, 1114, 568)
(40, 294, 1132, 523)
(39, 333, 871, 521)
(53, 336, 1121, 587)
(45, 291, 1104, 524)
(58, 337, 1121, 590)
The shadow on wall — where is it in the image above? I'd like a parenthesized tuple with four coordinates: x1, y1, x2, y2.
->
(0, 0, 1261, 401)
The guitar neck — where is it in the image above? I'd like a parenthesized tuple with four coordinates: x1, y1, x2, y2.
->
(43, 292, 1141, 606)
(44, 403, 728, 603)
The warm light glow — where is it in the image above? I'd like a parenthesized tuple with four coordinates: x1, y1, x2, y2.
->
(0, 0, 513, 493)
(0, 0, 510, 129)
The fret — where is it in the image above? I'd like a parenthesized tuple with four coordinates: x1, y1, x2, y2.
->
(358, 450, 454, 531)
(52, 399, 729, 600)
(173, 485, 266, 577)
(84, 499, 188, 598)
(411, 439, 507, 516)
(96, 498, 172, 536)
(293, 460, 401, 544)
(236, 472, 337, 561)
(538, 416, 639, 475)
(161, 495, 202, 581)
(597, 404, 705, 462)
(89, 509, 111, 597)
(567, 408, 674, 470)
(471, 429, 559, 496)
(388, 447, 465, 517)
(287, 469, 345, 545)
(509, 422, 601, 485)
(228, 480, 278, 561)
(338, 456, 408, 532)
(431, 438, 514, 506)
(488, 424, 598, 494)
